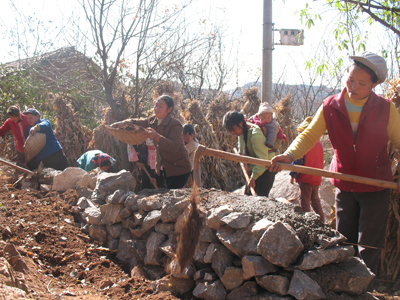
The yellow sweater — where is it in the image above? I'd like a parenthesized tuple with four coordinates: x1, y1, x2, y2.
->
(286, 92, 400, 160)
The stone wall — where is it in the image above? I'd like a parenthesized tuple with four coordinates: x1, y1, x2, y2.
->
(73, 176, 376, 300)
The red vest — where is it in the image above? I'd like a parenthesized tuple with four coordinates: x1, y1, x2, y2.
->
(323, 88, 392, 192)
(296, 141, 324, 186)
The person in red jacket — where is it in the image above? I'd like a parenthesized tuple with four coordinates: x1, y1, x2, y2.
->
(0, 106, 30, 166)
(289, 117, 324, 222)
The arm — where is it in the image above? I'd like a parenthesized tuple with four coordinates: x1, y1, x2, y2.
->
(285, 105, 327, 160)
(270, 105, 326, 172)
(0, 119, 11, 137)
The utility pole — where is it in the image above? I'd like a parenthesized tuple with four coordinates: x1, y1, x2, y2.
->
(262, 0, 273, 104)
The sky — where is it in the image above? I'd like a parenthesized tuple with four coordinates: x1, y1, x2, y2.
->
(0, 0, 395, 90)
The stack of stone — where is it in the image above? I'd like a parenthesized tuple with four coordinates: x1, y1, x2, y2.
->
(74, 174, 376, 300)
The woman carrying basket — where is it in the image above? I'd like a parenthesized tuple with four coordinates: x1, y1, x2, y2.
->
(112, 95, 192, 189)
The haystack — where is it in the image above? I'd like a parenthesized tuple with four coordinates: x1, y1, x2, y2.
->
(52, 93, 93, 166)
(382, 77, 400, 280)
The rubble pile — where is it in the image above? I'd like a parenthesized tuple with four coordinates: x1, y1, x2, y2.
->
(58, 170, 377, 300)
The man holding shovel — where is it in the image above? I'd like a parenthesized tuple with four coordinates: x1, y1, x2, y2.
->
(0, 106, 30, 166)
(270, 52, 400, 286)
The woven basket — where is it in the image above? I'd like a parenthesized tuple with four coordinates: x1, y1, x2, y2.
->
(104, 124, 148, 145)
(24, 132, 46, 163)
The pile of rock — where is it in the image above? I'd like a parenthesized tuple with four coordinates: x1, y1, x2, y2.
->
(69, 178, 376, 300)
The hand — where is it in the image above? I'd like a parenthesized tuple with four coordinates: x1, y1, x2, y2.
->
(247, 178, 256, 189)
(290, 177, 294, 184)
(136, 162, 145, 168)
(150, 177, 157, 186)
(144, 128, 161, 142)
(29, 127, 37, 135)
(269, 154, 293, 173)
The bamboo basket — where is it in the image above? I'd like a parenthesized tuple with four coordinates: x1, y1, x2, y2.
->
(24, 132, 46, 163)
(104, 124, 148, 145)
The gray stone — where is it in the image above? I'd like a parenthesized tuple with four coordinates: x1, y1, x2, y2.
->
(297, 245, 355, 270)
(211, 243, 235, 278)
(288, 270, 326, 300)
(257, 221, 304, 267)
(91, 170, 136, 203)
(161, 198, 190, 223)
(217, 225, 258, 257)
(137, 195, 163, 211)
(159, 244, 175, 259)
(76, 187, 93, 199)
(155, 223, 174, 235)
(144, 231, 167, 265)
(199, 225, 218, 243)
(206, 205, 233, 230)
(331, 257, 375, 296)
(133, 212, 145, 226)
(193, 268, 213, 281)
(122, 216, 136, 230)
(193, 280, 227, 300)
(316, 231, 347, 249)
(220, 267, 244, 290)
(221, 212, 252, 229)
(106, 237, 119, 250)
(154, 276, 194, 295)
(142, 210, 162, 230)
(242, 255, 278, 280)
(193, 242, 209, 263)
(204, 243, 218, 264)
(125, 194, 140, 211)
(88, 225, 107, 245)
(256, 275, 290, 296)
(251, 217, 274, 239)
(77, 197, 96, 210)
(144, 265, 166, 280)
(131, 227, 151, 238)
(106, 223, 123, 239)
(204, 272, 218, 281)
(99, 203, 124, 226)
(84, 206, 102, 225)
(119, 207, 132, 219)
(116, 229, 146, 268)
(169, 258, 196, 279)
(258, 293, 294, 299)
(106, 189, 129, 204)
(226, 281, 259, 300)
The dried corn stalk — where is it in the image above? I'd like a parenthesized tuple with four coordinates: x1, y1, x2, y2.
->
(52, 93, 93, 166)
(382, 76, 400, 280)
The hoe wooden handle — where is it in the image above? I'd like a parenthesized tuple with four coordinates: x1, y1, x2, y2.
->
(233, 148, 257, 196)
(193, 145, 398, 191)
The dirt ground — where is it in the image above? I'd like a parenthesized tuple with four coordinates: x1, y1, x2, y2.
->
(0, 166, 399, 299)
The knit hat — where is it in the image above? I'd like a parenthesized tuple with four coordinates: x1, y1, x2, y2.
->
(349, 51, 387, 83)
(297, 117, 313, 133)
(23, 108, 41, 116)
(6, 105, 20, 116)
(257, 102, 273, 116)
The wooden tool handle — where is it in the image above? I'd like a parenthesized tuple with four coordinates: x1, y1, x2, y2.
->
(0, 157, 35, 175)
(140, 165, 158, 189)
(233, 148, 257, 196)
(195, 145, 399, 191)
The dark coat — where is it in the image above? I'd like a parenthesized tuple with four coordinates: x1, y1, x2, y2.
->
(129, 113, 191, 177)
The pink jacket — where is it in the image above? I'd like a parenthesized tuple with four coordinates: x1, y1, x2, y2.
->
(296, 141, 324, 186)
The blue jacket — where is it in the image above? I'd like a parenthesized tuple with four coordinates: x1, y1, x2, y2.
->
(26, 119, 63, 162)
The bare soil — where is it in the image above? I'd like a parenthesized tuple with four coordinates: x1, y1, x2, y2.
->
(0, 167, 399, 299)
